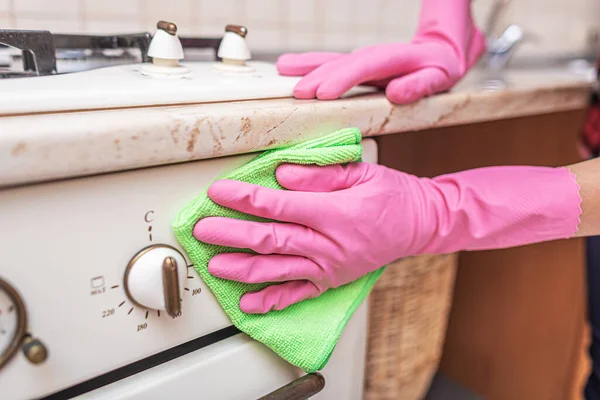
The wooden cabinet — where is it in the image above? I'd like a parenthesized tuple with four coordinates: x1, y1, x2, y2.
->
(377, 110, 589, 400)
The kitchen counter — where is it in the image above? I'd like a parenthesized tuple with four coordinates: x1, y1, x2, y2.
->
(0, 67, 593, 188)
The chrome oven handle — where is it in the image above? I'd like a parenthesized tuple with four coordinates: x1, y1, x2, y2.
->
(258, 373, 325, 400)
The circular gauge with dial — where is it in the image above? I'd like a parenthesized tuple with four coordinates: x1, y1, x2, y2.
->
(0, 278, 26, 370)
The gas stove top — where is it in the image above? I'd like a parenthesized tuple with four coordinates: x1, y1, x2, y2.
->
(0, 27, 223, 78)
(0, 21, 314, 115)
(0, 21, 375, 116)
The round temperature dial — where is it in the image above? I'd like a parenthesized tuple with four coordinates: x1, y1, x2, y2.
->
(123, 244, 187, 317)
(0, 278, 26, 370)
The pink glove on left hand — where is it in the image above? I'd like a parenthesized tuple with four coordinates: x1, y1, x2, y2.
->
(276, 0, 485, 104)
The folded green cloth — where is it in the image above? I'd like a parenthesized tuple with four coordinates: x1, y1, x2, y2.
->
(172, 128, 385, 373)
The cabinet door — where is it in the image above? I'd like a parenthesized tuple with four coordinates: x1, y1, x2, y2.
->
(377, 110, 588, 400)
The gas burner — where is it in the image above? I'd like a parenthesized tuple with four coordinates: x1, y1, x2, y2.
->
(0, 25, 222, 79)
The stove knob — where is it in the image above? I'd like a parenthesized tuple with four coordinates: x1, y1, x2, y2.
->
(148, 21, 184, 63)
(123, 245, 187, 317)
(143, 21, 190, 76)
(218, 24, 251, 66)
(22, 336, 48, 365)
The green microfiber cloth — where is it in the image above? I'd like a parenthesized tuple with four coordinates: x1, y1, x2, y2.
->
(172, 127, 385, 373)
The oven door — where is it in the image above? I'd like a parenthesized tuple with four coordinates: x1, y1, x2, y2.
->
(78, 301, 368, 400)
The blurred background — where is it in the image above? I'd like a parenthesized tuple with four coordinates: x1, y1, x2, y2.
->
(0, 0, 599, 60)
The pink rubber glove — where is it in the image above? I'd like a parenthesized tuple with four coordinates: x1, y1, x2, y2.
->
(276, 0, 486, 104)
(194, 163, 581, 314)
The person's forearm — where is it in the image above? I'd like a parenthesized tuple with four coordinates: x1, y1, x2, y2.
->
(419, 164, 581, 253)
(570, 157, 600, 237)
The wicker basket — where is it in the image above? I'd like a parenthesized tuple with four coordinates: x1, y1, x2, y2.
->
(364, 253, 459, 400)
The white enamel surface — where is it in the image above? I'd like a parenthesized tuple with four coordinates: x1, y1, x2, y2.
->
(0, 139, 377, 400)
(362, 138, 378, 164)
(80, 301, 368, 400)
(126, 247, 187, 311)
(212, 62, 256, 73)
(217, 32, 251, 61)
(147, 29, 184, 60)
(0, 61, 300, 115)
(141, 63, 190, 76)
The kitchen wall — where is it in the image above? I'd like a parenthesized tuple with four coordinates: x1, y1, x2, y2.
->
(0, 0, 599, 59)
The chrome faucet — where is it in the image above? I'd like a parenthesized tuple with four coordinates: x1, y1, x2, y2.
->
(486, 25, 524, 71)
(483, 0, 524, 72)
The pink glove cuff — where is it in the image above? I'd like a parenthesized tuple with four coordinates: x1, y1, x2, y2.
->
(421, 166, 582, 254)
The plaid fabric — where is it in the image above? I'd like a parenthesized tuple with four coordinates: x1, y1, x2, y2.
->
(581, 56, 600, 157)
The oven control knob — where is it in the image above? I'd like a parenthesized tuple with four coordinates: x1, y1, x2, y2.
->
(218, 25, 251, 64)
(143, 21, 190, 76)
(22, 336, 48, 364)
(123, 245, 187, 317)
(148, 21, 184, 61)
(214, 25, 255, 73)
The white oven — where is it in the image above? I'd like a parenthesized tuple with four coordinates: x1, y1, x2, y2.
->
(0, 21, 377, 399)
(0, 140, 378, 400)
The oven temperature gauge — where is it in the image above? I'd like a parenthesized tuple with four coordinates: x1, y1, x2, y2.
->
(0, 278, 26, 370)
(123, 244, 188, 317)
(0, 278, 47, 370)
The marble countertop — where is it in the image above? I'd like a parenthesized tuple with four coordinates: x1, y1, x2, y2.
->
(0, 68, 594, 188)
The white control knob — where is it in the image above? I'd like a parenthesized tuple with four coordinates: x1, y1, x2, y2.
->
(218, 25, 251, 64)
(143, 21, 190, 76)
(215, 25, 255, 73)
(124, 244, 187, 317)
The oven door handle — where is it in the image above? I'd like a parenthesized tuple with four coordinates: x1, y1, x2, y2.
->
(258, 373, 325, 400)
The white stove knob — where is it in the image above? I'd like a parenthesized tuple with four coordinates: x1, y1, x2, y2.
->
(218, 25, 251, 65)
(148, 21, 184, 61)
(143, 21, 190, 76)
(124, 244, 187, 317)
